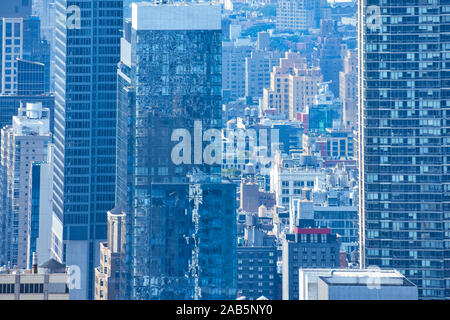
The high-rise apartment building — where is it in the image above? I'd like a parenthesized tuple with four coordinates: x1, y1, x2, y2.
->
(0, 102, 51, 269)
(53, 0, 123, 299)
(359, 0, 450, 299)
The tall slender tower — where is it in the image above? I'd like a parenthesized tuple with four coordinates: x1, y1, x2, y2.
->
(53, 0, 123, 299)
(359, 0, 450, 299)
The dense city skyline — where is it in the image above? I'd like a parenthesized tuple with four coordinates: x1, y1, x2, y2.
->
(0, 0, 445, 302)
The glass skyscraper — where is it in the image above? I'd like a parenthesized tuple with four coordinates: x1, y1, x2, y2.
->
(53, 0, 123, 299)
(116, 2, 235, 300)
(359, 0, 450, 299)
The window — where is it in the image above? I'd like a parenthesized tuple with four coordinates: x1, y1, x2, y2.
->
(20, 283, 44, 294)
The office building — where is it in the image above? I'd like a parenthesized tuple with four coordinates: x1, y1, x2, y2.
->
(270, 153, 325, 208)
(142, 179, 237, 300)
(359, 0, 449, 299)
(303, 82, 342, 132)
(303, 128, 354, 159)
(339, 49, 357, 129)
(17, 59, 45, 96)
(53, 0, 123, 299)
(316, 20, 345, 97)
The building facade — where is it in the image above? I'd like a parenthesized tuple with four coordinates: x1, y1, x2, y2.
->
(0, 258, 69, 300)
(359, 0, 450, 299)
(245, 50, 282, 99)
(282, 227, 341, 300)
(298, 268, 418, 300)
(237, 246, 280, 300)
(94, 208, 125, 300)
(116, 2, 233, 300)
(0, 102, 51, 269)
(53, 0, 123, 299)
(339, 49, 357, 129)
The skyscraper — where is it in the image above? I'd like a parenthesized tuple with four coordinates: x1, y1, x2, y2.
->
(359, 0, 449, 299)
(0, 4, 52, 132)
(116, 2, 231, 299)
(53, 0, 123, 299)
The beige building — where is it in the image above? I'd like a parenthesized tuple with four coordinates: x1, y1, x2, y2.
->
(263, 52, 322, 120)
(0, 258, 70, 300)
(339, 49, 357, 129)
(94, 207, 126, 300)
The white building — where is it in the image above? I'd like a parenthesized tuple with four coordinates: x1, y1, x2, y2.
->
(298, 268, 418, 300)
(28, 145, 63, 266)
(0, 102, 51, 268)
